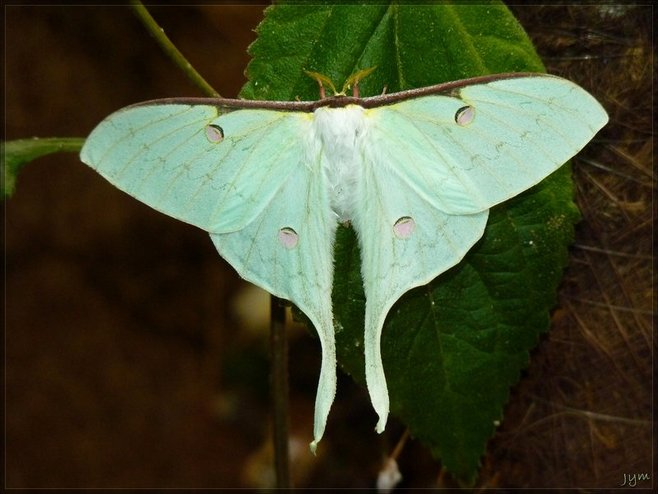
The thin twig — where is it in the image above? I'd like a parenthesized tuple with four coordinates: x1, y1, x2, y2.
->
(270, 295, 291, 488)
(389, 428, 410, 461)
(130, 1, 220, 97)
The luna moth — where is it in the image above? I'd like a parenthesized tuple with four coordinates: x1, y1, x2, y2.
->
(79, 71, 608, 452)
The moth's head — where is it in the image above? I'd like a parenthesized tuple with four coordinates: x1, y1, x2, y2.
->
(305, 67, 377, 99)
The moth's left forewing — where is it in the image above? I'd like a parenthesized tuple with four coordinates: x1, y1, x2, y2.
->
(459, 76, 609, 168)
(368, 74, 608, 216)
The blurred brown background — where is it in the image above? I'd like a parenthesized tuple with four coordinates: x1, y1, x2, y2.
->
(4, 4, 653, 489)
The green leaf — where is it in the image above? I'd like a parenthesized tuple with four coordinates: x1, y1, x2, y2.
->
(243, 2, 579, 483)
(2, 137, 85, 198)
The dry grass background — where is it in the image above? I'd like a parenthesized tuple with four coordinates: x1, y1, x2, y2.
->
(4, 4, 653, 490)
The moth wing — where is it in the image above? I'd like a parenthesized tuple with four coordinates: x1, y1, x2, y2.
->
(357, 74, 607, 430)
(367, 75, 608, 215)
(81, 104, 307, 232)
(81, 104, 338, 448)
(352, 155, 489, 432)
(210, 153, 338, 450)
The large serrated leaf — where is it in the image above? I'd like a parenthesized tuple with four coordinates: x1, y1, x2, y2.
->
(241, 2, 579, 483)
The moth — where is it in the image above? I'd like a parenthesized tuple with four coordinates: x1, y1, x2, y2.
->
(80, 71, 608, 451)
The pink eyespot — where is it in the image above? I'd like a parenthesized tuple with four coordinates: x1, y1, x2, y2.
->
(393, 217, 415, 239)
(278, 227, 299, 249)
(205, 124, 224, 143)
(455, 106, 475, 126)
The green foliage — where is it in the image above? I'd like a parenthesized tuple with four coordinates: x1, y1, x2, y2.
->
(243, 2, 579, 483)
(2, 137, 84, 198)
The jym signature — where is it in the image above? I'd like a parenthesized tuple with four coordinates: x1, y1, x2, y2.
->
(620, 473, 650, 487)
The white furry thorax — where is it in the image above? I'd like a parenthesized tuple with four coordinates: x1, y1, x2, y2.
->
(311, 104, 368, 223)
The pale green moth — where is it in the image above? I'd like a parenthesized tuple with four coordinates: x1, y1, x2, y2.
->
(79, 72, 608, 452)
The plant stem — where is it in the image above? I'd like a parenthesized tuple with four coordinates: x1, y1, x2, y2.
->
(390, 428, 410, 460)
(270, 295, 291, 487)
(130, 1, 220, 97)
(3, 137, 87, 198)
